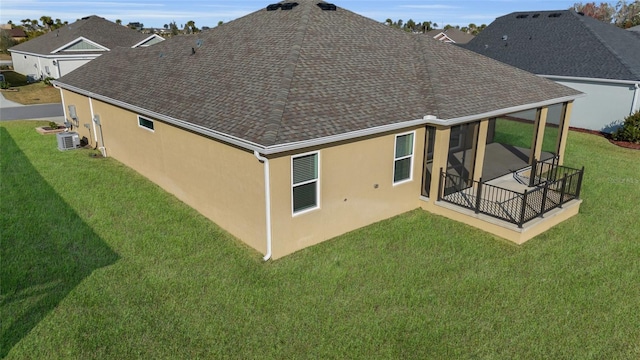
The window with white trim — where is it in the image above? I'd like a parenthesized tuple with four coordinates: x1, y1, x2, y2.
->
(393, 132, 414, 184)
(138, 116, 154, 131)
(292, 152, 319, 214)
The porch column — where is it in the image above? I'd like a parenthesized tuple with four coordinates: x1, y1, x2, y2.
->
(472, 118, 490, 182)
(556, 102, 574, 165)
(429, 125, 451, 199)
(530, 106, 548, 164)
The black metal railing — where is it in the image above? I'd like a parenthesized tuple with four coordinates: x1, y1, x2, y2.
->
(438, 164, 584, 228)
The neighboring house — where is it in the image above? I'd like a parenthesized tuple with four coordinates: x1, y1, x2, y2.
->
(426, 28, 475, 44)
(463, 10, 640, 133)
(1, 27, 27, 42)
(54, 0, 584, 260)
(9, 16, 163, 79)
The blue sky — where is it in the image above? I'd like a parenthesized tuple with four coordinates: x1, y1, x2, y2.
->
(1, 0, 579, 29)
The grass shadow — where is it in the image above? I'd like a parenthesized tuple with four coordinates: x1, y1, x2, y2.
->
(0, 127, 119, 357)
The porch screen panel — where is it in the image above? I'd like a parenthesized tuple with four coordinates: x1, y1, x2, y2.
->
(292, 153, 319, 213)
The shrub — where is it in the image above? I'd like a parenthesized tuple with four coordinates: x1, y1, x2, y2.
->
(612, 110, 640, 144)
(48, 121, 59, 129)
(43, 77, 55, 86)
(0, 80, 10, 89)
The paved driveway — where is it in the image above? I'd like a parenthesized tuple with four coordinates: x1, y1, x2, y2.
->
(0, 92, 64, 121)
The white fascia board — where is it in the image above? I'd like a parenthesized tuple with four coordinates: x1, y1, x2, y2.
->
(50, 36, 109, 54)
(539, 74, 640, 86)
(9, 49, 101, 60)
(424, 94, 586, 127)
(131, 34, 164, 48)
(52, 81, 584, 156)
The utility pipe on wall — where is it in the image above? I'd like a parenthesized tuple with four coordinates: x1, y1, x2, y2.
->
(254, 151, 272, 261)
(631, 83, 640, 115)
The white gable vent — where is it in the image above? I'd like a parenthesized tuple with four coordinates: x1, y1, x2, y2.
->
(57, 132, 81, 151)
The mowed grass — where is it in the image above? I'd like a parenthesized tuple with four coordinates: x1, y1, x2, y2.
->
(0, 71, 61, 104)
(494, 118, 560, 155)
(2, 121, 639, 359)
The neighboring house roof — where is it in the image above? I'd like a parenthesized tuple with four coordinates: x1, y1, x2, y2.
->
(463, 10, 640, 81)
(55, 0, 581, 152)
(426, 28, 475, 44)
(629, 25, 640, 32)
(7, 28, 27, 39)
(9, 16, 158, 55)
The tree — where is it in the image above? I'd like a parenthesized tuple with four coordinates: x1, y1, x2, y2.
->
(116, 19, 122, 25)
(615, 0, 640, 27)
(185, 20, 199, 34)
(573, 2, 616, 22)
(169, 21, 179, 36)
(40, 16, 53, 31)
(217, 20, 224, 26)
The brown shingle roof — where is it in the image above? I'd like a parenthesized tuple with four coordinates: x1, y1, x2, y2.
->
(56, 1, 582, 151)
(10, 16, 150, 55)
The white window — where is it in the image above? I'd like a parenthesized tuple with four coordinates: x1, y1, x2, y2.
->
(138, 116, 154, 131)
(393, 131, 415, 184)
(292, 152, 319, 215)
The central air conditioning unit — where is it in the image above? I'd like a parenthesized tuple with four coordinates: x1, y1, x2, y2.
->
(57, 132, 81, 151)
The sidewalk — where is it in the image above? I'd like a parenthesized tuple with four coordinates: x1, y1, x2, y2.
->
(0, 91, 24, 108)
(0, 92, 65, 122)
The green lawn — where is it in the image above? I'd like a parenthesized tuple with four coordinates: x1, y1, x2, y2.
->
(2, 121, 639, 359)
(493, 118, 560, 155)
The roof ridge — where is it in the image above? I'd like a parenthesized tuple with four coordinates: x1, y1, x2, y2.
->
(574, 11, 639, 79)
(415, 36, 440, 118)
(261, 3, 313, 146)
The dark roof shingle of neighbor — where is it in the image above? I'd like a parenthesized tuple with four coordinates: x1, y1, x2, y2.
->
(10, 16, 150, 54)
(56, 0, 582, 149)
(463, 10, 640, 81)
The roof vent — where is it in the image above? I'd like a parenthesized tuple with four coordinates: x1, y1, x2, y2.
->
(516, 14, 529, 19)
(578, 11, 585, 16)
(81, 16, 91, 20)
(266, 3, 280, 11)
(549, 13, 562, 18)
(502, 35, 508, 41)
(532, 14, 540, 18)
(317, 2, 337, 11)
(196, 39, 203, 48)
(281, 2, 299, 10)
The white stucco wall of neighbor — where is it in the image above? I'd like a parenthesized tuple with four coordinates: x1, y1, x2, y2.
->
(553, 79, 637, 133)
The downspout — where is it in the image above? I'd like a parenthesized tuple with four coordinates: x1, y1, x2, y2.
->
(88, 98, 99, 145)
(254, 151, 272, 261)
(631, 83, 640, 115)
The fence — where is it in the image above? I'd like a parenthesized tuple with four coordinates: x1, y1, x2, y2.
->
(439, 164, 584, 228)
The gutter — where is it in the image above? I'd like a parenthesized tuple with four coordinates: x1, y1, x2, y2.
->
(539, 74, 640, 86)
(53, 81, 584, 156)
(253, 151, 272, 261)
(423, 94, 585, 127)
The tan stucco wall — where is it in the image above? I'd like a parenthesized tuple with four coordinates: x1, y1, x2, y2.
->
(61, 90, 427, 259)
(268, 128, 425, 259)
(61, 90, 267, 254)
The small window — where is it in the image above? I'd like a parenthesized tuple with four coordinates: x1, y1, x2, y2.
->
(292, 152, 319, 214)
(138, 116, 154, 131)
(394, 132, 415, 184)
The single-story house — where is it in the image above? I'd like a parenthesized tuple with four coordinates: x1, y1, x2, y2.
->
(54, 0, 585, 260)
(426, 28, 475, 44)
(463, 10, 640, 133)
(1, 27, 27, 42)
(9, 16, 164, 80)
